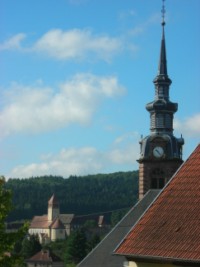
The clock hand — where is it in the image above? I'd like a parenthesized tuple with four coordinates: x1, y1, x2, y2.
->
(156, 149, 161, 156)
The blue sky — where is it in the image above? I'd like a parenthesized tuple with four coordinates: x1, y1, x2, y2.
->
(0, 0, 199, 179)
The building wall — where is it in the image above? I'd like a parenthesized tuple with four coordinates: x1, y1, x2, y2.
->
(127, 261, 190, 267)
(64, 224, 71, 236)
(51, 228, 65, 241)
(28, 228, 51, 243)
(48, 206, 60, 221)
(139, 160, 182, 199)
(29, 228, 50, 236)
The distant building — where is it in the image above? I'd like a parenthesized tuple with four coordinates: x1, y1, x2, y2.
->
(26, 249, 64, 267)
(29, 194, 72, 243)
(5, 221, 25, 233)
(29, 194, 110, 243)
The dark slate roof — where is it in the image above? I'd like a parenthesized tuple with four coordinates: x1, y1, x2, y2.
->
(59, 214, 74, 224)
(115, 144, 200, 265)
(77, 190, 160, 267)
(72, 213, 110, 226)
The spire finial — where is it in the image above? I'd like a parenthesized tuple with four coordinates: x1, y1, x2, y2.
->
(153, 0, 172, 81)
(161, 0, 166, 26)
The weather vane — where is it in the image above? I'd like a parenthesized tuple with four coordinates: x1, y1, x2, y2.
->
(161, 0, 166, 26)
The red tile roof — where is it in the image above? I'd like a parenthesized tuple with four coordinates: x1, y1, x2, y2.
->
(27, 249, 62, 263)
(30, 215, 50, 228)
(30, 215, 65, 229)
(50, 218, 65, 229)
(115, 144, 200, 264)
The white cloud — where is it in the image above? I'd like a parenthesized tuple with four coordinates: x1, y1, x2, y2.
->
(8, 133, 139, 178)
(6, 112, 200, 179)
(0, 29, 123, 62)
(33, 28, 123, 61)
(109, 132, 139, 164)
(0, 28, 138, 61)
(0, 13, 159, 61)
(108, 144, 138, 165)
(0, 33, 26, 51)
(174, 113, 200, 138)
(0, 74, 125, 137)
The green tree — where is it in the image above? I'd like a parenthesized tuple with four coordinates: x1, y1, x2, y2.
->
(111, 209, 128, 227)
(43, 239, 67, 260)
(84, 220, 97, 228)
(0, 176, 28, 267)
(87, 233, 100, 252)
(12, 236, 24, 255)
(21, 235, 41, 259)
(5, 171, 138, 222)
(64, 229, 87, 265)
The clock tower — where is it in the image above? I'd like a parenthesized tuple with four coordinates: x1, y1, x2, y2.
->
(138, 3, 184, 199)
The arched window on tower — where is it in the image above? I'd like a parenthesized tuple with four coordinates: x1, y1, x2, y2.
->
(156, 113, 164, 128)
(151, 168, 165, 189)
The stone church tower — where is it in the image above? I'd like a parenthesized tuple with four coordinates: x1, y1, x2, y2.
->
(138, 10, 184, 200)
(48, 194, 60, 221)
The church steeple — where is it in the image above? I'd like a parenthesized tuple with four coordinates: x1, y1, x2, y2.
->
(158, 23, 168, 76)
(158, 2, 168, 77)
(137, 0, 184, 200)
(146, 9, 177, 135)
(48, 194, 60, 222)
(153, 2, 172, 89)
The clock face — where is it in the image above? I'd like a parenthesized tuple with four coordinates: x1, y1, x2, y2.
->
(153, 146, 164, 158)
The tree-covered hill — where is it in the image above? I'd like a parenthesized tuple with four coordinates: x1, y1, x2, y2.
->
(5, 171, 138, 222)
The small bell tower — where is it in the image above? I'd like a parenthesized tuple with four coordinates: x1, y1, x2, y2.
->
(48, 194, 60, 222)
(138, 0, 184, 199)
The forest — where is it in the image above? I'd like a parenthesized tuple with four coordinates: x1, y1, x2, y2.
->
(5, 171, 139, 222)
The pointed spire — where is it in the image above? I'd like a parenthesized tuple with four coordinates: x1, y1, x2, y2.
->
(158, 0, 167, 76)
(158, 23, 167, 75)
(48, 194, 59, 205)
(154, 0, 171, 85)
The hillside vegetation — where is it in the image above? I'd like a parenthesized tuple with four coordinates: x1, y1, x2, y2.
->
(5, 171, 138, 222)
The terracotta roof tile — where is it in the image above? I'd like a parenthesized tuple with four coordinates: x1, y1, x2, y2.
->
(50, 218, 65, 229)
(115, 144, 200, 263)
(30, 215, 50, 228)
(27, 250, 62, 263)
(30, 210, 74, 230)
